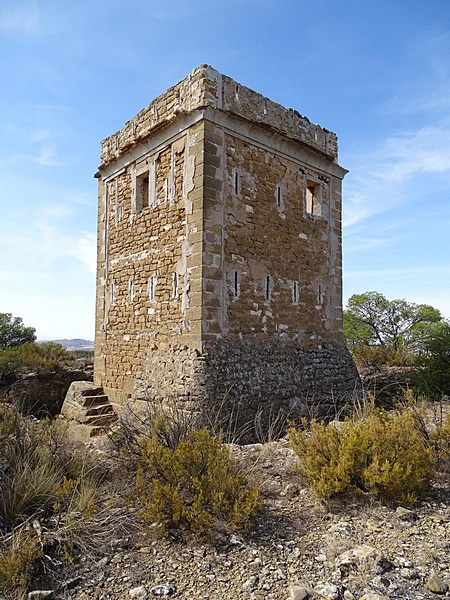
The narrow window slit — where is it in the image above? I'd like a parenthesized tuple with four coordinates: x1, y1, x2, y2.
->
(128, 279, 135, 303)
(276, 185, 282, 208)
(234, 170, 240, 195)
(172, 273, 179, 299)
(265, 275, 271, 300)
(292, 281, 299, 304)
(318, 284, 324, 305)
(149, 276, 157, 301)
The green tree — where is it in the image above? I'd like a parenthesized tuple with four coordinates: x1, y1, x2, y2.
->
(343, 292, 442, 353)
(414, 321, 450, 398)
(0, 313, 36, 350)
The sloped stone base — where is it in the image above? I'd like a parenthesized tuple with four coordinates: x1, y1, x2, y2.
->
(133, 339, 361, 441)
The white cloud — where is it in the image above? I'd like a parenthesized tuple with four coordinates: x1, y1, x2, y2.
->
(343, 121, 450, 227)
(0, 1, 39, 33)
(73, 232, 97, 275)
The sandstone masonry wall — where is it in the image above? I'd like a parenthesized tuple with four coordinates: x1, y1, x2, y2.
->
(94, 65, 359, 418)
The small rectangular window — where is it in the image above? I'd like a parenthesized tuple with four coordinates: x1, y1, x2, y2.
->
(136, 171, 149, 211)
(306, 180, 322, 217)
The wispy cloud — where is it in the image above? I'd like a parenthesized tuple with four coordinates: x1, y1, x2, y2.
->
(73, 232, 97, 275)
(0, 1, 39, 33)
(7, 126, 66, 167)
(343, 120, 450, 227)
(0, 202, 97, 279)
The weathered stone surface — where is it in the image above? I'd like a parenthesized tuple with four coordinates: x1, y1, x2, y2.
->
(92, 65, 360, 435)
(134, 339, 360, 440)
(335, 545, 385, 576)
(288, 582, 309, 599)
(129, 586, 147, 598)
(61, 381, 117, 440)
(314, 582, 342, 599)
(426, 572, 448, 594)
(1, 363, 93, 418)
(395, 506, 418, 522)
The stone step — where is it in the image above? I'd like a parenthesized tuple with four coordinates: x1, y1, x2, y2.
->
(80, 394, 110, 408)
(62, 382, 118, 439)
(84, 414, 117, 427)
(80, 387, 105, 397)
(90, 425, 113, 437)
(85, 403, 115, 417)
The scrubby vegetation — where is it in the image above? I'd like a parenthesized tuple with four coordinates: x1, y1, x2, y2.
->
(3, 387, 450, 596)
(1, 305, 450, 595)
(0, 341, 75, 383)
(0, 402, 111, 597)
(288, 394, 450, 505)
(115, 401, 260, 539)
(136, 427, 261, 539)
(414, 321, 450, 399)
(343, 292, 450, 406)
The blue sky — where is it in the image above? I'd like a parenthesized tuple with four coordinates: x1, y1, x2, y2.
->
(0, 0, 449, 340)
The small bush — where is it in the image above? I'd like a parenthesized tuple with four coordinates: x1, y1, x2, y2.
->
(135, 428, 260, 538)
(0, 341, 74, 382)
(289, 403, 434, 505)
(352, 344, 414, 368)
(433, 413, 450, 466)
(0, 530, 42, 593)
(114, 397, 202, 459)
(0, 405, 70, 526)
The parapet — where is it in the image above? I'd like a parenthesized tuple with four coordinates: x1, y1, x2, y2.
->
(99, 65, 338, 169)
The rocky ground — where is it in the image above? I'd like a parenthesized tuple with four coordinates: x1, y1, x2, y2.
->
(24, 437, 450, 600)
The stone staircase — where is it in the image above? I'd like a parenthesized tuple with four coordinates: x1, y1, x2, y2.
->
(61, 381, 117, 440)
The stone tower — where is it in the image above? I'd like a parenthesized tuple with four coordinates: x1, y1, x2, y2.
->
(94, 65, 360, 426)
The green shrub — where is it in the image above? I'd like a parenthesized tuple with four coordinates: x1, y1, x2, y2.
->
(352, 343, 414, 368)
(289, 403, 434, 505)
(414, 321, 450, 399)
(0, 530, 43, 593)
(135, 428, 260, 538)
(0, 405, 67, 526)
(0, 341, 74, 381)
(0, 403, 102, 529)
(433, 413, 450, 466)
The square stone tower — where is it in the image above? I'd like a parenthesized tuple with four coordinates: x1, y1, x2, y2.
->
(94, 65, 360, 424)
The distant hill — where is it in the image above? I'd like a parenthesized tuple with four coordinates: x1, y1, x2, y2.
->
(51, 339, 94, 351)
